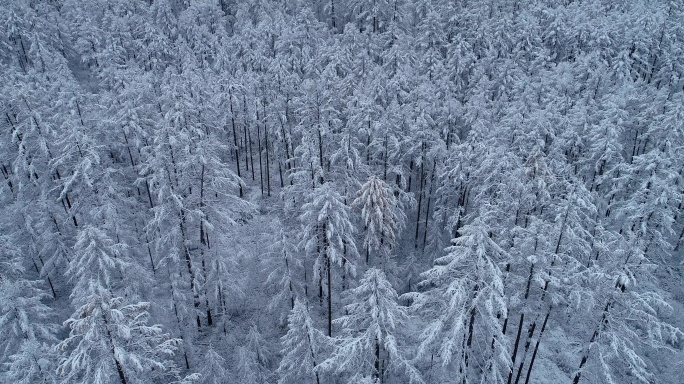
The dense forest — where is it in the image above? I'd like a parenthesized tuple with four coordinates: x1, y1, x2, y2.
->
(1, 0, 683, 383)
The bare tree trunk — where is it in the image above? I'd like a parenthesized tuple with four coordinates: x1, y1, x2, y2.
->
(278, 162, 284, 188)
(322, 222, 332, 336)
(256, 106, 264, 196)
(279, 117, 291, 184)
(507, 313, 525, 384)
(229, 90, 243, 197)
(422, 158, 436, 250)
(264, 105, 271, 196)
(572, 301, 612, 384)
(513, 319, 537, 384)
(375, 339, 381, 381)
(366, 121, 372, 165)
(199, 165, 213, 326)
(407, 160, 414, 193)
(524, 311, 550, 384)
(244, 96, 255, 181)
(330, 0, 337, 29)
(415, 144, 426, 248)
(383, 133, 389, 181)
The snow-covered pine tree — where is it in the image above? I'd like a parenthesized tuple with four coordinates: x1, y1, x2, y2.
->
(277, 299, 328, 384)
(319, 268, 421, 383)
(197, 348, 230, 384)
(57, 287, 180, 384)
(353, 175, 406, 267)
(408, 217, 509, 383)
(235, 324, 272, 384)
(0, 265, 57, 362)
(0, 237, 58, 383)
(299, 181, 359, 336)
(265, 226, 304, 322)
(57, 225, 180, 384)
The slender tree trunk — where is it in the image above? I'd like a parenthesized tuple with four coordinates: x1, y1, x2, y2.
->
(383, 133, 389, 181)
(317, 126, 324, 185)
(366, 245, 370, 265)
(572, 301, 611, 384)
(366, 121, 372, 165)
(541, 200, 572, 301)
(31, 255, 56, 298)
(180, 220, 201, 328)
(166, 263, 190, 369)
(1, 163, 13, 193)
(454, 185, 468, 237)
(199, 165, 213, 326)
(462, 305, 477, 379)
(279, 117, 291, 180)
(42, 259, 57, 298)
(318, 263, 323, 304)
(415, 146, 426, 248)
(422, 159, 436, 250)
(375, 339, 381, 380)
(326, 256, 332, 336)
(524, 262, 535, 300)
(248, 124, 255, 181)
(121, 129, 142, 197)
(278, 162, 284, 188)
(229, 91, 243, 197)
(513, 319, 538, 384)
(243, 116, 250, 174)
(306, 326, 322, 384)
(507, 313, 525, 384)
(330, 0, 337, 29)
(524, 311, 550, 384)
(256, 107, 264, 196)
(103, 314, 128, 384)
(407, 160, 414, 193)
(630, 129, 639, 164)
(284, 255, 295, 310)
(217, 282, 227, 335)
(244, 96, 255, 181)
(264, 102, 271, 196)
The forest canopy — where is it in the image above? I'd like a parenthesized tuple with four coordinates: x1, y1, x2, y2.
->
(1, 0, 683, 383)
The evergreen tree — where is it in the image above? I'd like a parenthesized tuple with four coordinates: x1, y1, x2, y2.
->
(353, 175, 406, 266)
(277, 299, 327, 384)
(0, 237, 58, 383)
(197, 348, 230, 384)
(320, 268, 421, 383)
(57, 288, 180, 384)
(300, 181, 359, 336)
(408, 218, 509, 383)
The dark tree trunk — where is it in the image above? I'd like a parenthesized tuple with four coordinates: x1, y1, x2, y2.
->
(256, 106, 264, 196)
(264, 102, 271, 196)
(229, 91, 243, 197)
(326, 256, 332, 336)
(407, 160, 414, 193)
(103, 314, 128, 384)
(375, 339, 381, 380)
(415, 145, 426, 248)
(507, 313, 525, 384)
(524, 311, 550, 384)
(572, 301, 611, 384)
(422, 159, 437, 250)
